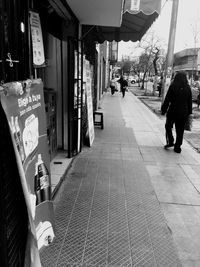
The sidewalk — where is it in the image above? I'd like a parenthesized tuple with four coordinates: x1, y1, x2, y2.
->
(41, 91, 200, 267)
(130, 85, 200, 153)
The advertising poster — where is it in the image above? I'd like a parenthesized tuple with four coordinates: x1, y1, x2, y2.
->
(85, 61, 95, 146)
(0, 79, 55, 265)
(29, 11, 45, 67)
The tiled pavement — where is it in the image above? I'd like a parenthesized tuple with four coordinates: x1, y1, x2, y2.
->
(41, 91, 200, 267)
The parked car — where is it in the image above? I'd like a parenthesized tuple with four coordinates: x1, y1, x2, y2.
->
(130, 79, 136, 84)
(129, 75, 140, 84)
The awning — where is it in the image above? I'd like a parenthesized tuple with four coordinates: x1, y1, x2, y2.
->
(65, 0, 124, 27)
(82, 0, 162, 43)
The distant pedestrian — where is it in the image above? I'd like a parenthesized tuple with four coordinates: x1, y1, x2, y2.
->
(194, 77, 200, 108)
(197, 93, 200, 108)
(117, 76, 128, 97)
(161, 71, 192, 153)
(110, 77, 117, 95)
(157, 75, 163, 97)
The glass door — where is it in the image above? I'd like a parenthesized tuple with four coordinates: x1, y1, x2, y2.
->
(68, 38, 83, 157)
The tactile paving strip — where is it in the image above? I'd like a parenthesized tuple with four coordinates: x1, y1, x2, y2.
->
(40, 153, 181, 267)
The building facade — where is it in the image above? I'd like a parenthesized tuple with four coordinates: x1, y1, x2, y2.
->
(173, 48, 200, 79)
(0, 1, 123, 265)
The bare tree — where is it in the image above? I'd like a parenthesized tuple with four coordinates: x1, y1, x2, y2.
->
(137, 31, 167, 95)
(190, 17, 200, 81)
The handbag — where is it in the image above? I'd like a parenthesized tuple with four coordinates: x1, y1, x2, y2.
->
(184, 114, 193, 131)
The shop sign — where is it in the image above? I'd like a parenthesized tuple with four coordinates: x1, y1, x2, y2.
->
(30, 11, 45, 67)
(0, 79, 55, 266)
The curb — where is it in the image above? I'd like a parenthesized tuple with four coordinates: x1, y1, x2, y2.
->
(51, 157, 75, 199)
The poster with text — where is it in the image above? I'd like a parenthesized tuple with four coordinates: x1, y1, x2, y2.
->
(0, 79, 55, 265)
(30, 11, 45, 67)
(85, 61, 95, 146)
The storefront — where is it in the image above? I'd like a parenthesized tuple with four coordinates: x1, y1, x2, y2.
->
(0, 0, 81, 158)
(0, 0, 81, 265)
(31, 1, 81, 158)
(0, 0, 162, 265)
(0, 0, 124, 264)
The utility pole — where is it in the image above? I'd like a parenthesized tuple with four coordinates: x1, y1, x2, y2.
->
(161, 0, 179, 103)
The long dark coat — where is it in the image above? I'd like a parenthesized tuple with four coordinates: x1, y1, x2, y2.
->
(161, 84, 192, 119)
(117, 78, 128, 91)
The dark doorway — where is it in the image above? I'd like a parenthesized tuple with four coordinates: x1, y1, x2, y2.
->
(0, 0, 30, 83)
(68, 38, 83, 157)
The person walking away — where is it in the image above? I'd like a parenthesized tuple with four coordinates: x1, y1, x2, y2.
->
(197, 93, 200, 108)
(194, 77, 200, 108)
(110, 77, 117, 95)
(157, 75, 163, 97)
(117, 76, 128, 98)
(161, 71, 192, 153)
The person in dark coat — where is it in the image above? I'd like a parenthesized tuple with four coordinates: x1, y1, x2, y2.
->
(110, 76, 117, 95)
(161, 71, 192, 153)
(117, 76, 128, 97)
(157, 75, 163, 97)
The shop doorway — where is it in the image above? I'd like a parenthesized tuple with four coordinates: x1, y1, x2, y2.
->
(68, 38, 83, 157)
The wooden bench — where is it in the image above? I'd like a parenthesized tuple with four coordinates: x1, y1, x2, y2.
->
(93, 111, 104, 129)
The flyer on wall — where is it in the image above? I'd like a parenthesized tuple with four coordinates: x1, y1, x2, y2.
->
(85, 60, 95, 147)
(29, 11, 45, 67)
(0, 79, 55, 264)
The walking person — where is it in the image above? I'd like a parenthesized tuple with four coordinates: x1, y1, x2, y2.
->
(110, 76, 117, 95)
(194, 77, 200, 108)
(161, 71, 192, 153)
(117, 76, 128, 98)
(157, 75, 163, 97)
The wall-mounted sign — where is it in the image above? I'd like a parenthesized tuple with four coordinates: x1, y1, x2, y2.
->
(85, 61, 94, 146)
(29, 11, 45, 67)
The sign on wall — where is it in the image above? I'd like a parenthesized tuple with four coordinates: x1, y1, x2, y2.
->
(85, 60, 95, 146)
(29, 11, 45, 67)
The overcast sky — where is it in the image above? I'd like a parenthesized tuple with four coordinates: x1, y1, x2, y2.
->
(118, 0, 200, 59)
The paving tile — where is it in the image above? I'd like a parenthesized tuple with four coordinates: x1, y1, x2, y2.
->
(182, 260, 200, 267)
